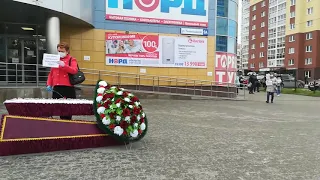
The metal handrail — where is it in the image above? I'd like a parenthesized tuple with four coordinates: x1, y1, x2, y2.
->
(0, 62, 242, 99)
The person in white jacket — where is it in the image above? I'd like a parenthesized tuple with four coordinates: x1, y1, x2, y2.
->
(266, 74, 277, 103)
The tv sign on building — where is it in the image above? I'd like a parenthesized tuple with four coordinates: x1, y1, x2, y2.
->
(105, 0, 208, 27)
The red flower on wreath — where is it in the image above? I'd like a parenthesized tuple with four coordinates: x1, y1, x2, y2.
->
(104, 100, 111, 108)
(131, 96, 139, 102)
(122, 108, 131, 117)
(138, 129, 142, 135)
(100, 114, 105, 119)
(109, 112, 115, 119)
(133, 107, 140, 115)
(122, 91, 129, 97)
(140, 118, 145, 123)
(130, 116, 137, 124)
(115, 98, 123, 104)
(120, 121, 129, 129)
(109, 124, 116, 129)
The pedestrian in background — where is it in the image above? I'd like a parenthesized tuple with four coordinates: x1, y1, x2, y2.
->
(266, 74, 276, 103)
(276, 76, 282, 96)
(235, 74, 240, 94)
(46, 42, 79, 120)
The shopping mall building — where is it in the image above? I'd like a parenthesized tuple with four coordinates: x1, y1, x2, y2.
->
(0, 0, 238, 86)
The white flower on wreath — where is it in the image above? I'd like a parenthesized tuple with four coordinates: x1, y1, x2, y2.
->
(140, 123, 146, 131)
(111, 86, 116, 89)
(142, 112, 145, 118)
(128, 105, 133, 109)
(128, 93, 133, 97)
(124, 98, 131, 102)
(116, 103, 121, 108)
(137, 115, 140, 121)
(125, 116, 130, 122)
(98, 81, 108, 87)
(96, 96, 103, 103)
(120, 88, 125, 91)
(134, 101, 140, 106)
(114, 126, 124, 136)
(116, 91, 123, 95)
(116, 116, 121, 122)
(111, 98, 115, 102)
(97, 107, 105, 114)
(102, 117, 111, 125)
(130, 129, 139, 138)
(97, 87, 105, 94)
(134, 123, 138, 128)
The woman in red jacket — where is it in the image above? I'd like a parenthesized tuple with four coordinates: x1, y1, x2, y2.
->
(46, 42, 78, 120)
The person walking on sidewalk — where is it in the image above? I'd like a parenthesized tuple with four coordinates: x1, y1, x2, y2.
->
(276, 76, 282, 96)
(266, 74, 277, 103)
(46, 42, 79, 120)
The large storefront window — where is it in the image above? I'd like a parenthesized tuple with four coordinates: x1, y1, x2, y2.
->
(228, 20, 237, 38)
(217, 0, 228, 17)
(216, 18, 228, 36)
(216, 36, 228, 52)
(0, 22, 47, 85)
(228, 0, 238, 21)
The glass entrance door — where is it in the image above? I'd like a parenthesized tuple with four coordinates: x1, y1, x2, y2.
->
(7, 37, 37, 84)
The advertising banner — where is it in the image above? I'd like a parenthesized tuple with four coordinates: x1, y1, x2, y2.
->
(105, 0, 208, 27)
(215, 52, 237, 86)
(106, 33, 207, 68)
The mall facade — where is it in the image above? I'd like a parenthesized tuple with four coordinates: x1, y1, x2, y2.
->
(0, 0, 238, 86)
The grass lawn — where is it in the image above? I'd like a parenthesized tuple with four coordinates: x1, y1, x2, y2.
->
(280, 88, 320, 97)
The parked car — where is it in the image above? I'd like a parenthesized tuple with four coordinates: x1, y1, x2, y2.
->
(308, 79, 320, 91)
(281, 79, 305, 88)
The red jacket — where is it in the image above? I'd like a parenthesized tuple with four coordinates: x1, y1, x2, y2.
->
(47, 54, 78, 87)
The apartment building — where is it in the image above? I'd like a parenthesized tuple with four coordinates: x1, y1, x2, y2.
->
(285, 0, 320, 80)
(241, 0, 250, 70)
(248, 0, 269, 71)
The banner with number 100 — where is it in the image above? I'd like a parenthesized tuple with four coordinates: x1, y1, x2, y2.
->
(105, 32, 207, 68)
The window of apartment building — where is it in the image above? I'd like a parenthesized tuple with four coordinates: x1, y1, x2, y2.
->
(251, 54, 255, 59)
(289, 35, 295, 42)
(261, 22, 265, 27)
(290, 0, 295, 6)
(288, 59, 294, 65)
(252, 5, 256, 11)
(306, 45, 312, 52)
(307, 7, 313, 14)
(305, 58, 312, 65)
(306, 32, 312, 40)
(252, 35, 256, 40)
(290, 24, 295, 29)
(261, 11, 265, 17)
(259, 52, 264, 57)
(290, 11, 295, 18)
(307, 20, 313, 27)
(252, 15, 256, 20)
(259, 62, 264, 68)
(289, 48, 295, 54)
(305, 71, 311, 78)
(260, 42, 264, 47)
(261, 1, 265, 7)
(250, 63, 255, 68)
(251, 44, 255, 49)
(261, 32, 265, 37)
(252, 25, 256, 30)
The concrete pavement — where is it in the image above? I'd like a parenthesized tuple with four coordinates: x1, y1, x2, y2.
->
(1, 93, 320, 180)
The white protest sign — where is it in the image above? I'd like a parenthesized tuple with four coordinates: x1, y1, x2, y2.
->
(42, 53, 60, 68)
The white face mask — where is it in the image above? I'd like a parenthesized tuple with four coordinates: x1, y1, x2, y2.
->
(58, 52, 67, 58)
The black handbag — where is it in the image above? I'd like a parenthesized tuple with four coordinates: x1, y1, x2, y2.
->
(68, 57, 85, 85)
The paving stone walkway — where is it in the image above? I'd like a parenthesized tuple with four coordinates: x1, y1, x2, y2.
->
(1, 93, 320, 180)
